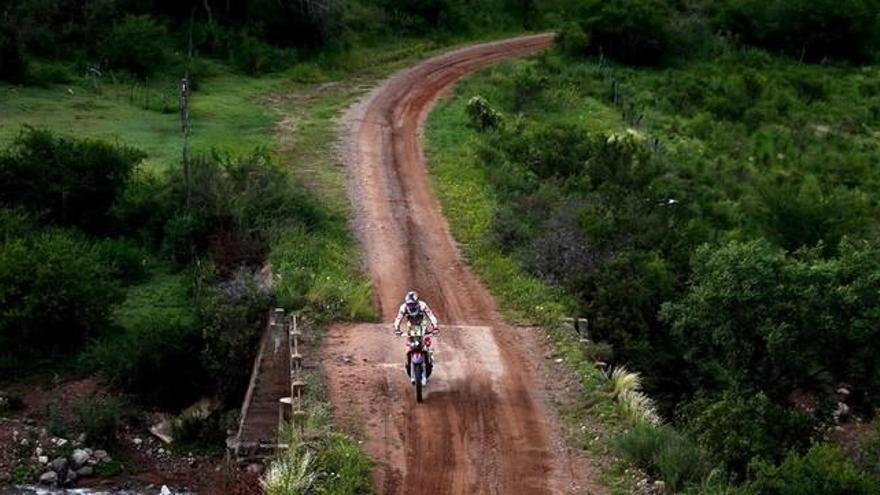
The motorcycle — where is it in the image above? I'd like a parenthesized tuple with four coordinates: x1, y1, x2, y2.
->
(397, 321, 436, 403)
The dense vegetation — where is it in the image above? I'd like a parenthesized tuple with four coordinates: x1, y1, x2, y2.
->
(428, 0, 880, 492)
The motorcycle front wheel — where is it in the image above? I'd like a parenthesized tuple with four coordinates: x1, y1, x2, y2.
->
(414, 363, 424, 403)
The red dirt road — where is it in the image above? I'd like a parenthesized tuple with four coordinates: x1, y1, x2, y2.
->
(324, 34, 601, 494)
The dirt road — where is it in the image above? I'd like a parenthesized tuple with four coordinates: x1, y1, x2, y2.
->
(324, 34, 600, 494)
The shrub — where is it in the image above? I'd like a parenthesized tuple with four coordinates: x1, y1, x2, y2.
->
(0, 230, 121, 373)
(104, 15, 169, 78)
(616, 422, 713, 492)
(715, 0, 880, 63)
(82, 314, 206, 409)
(172, 411, 225, 450)
(580, 0, 675, 66)
(466, 96, 503, 131)
(230, 32, 296, 76)
(167, 150, 326, 270)
(74, 395, 124, 446)
(111, 170, 176, 247)
(557, 21, 589, 57)
(94, 238, 149, 283)
(25, 60, 75, 87)
(0, 392, 24, 415)
(313, 433, 373, 493)
(0, 128, 145, 233)
(0, 24, 27, 83)
(199, 269, 271, 406)
(746, 444, 880, 495)
(684, 391, 815, 477)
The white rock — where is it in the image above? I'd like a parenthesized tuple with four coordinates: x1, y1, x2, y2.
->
(76, 466, 94, 477)
(160, 486, 173, 495)
(50, 457, 68, 473)
(133, 437, 143, 446)
(38, 455, 49, 464)
(92, 449, 108, 461)
(39, 471, 58, 484)
(72, 449, 91, 467)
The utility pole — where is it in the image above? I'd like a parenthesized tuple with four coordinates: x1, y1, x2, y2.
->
(179, 6, 196, 208)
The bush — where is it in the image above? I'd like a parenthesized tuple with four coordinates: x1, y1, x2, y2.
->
(167, 150, 326, 270)
(715, 0, 880, 63)
(104, 15, 169, 78)
(684, 392, 815, 477)
(172, 411, 225, 450)
(0, 128, 145, 233)
(746, 444, 880, 495)
(94, 238, 149, 283)
(111, 170, 176, 247)
(557, 21, 590, 58)
(616, 422, 713, 492)
(230, 32, 296, 76)
(466, 96, 503, 131)
(74, 395, 125, 446)
(199, 269, 271, 406)
(0, 24, 27, 83)
(0, 230, 122, 373)
(25, 60, 75, 87)
(82, 314, 206, 409)
(580, 0, 675, 66)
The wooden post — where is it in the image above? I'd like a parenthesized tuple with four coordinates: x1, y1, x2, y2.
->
(290, 315, 307, 435)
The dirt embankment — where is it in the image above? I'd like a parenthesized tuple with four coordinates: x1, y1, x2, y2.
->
(323, 34, 605, 494)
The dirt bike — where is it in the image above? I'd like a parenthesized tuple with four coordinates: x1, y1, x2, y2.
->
(397, 321, 436, 403)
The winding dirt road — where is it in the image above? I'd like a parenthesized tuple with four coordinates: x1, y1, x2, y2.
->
(324, 34, 601, 494)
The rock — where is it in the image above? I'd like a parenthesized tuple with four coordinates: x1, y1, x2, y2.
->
(246, 463, 264, 475)
(39, 471, 58, 485)
(35, 446, 43, 456)
(76, 466, 94, 477)
(76, 433, 86, 444)
(132, 437, 143, 446)
(50, 456, 68, 473)
(103, 455, 112, 463)
(653, 480, 667, 494)
(837, 387, 851, 397)
(92, 449, 108, 461)
(51, 437, 68, 447)
(834, 401, 851, 421)
(72, 448, 90, 467)
(160, 485, 173, 495)
(65, 470, 78, 484)
(38, 455, 49, 464)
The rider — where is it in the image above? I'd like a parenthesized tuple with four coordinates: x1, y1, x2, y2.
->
(393, 291, 440, 385)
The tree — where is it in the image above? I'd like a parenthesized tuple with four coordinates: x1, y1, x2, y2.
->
(0, 230, 122, 372)
(0, 128, 145, 233)
(662, 239, 880, 406)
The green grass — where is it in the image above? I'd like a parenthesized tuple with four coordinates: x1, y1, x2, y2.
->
(111, 267, 194, 331)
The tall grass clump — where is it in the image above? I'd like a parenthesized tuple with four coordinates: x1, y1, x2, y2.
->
(616, 422, 713, 493)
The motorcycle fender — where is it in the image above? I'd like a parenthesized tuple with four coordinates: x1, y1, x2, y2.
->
(411, 351, 424, 364)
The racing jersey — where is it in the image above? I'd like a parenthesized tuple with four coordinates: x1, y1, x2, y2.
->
(392, 300, 439, 331)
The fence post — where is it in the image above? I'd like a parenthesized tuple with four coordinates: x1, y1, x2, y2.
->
(290, 315, 307, 435)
